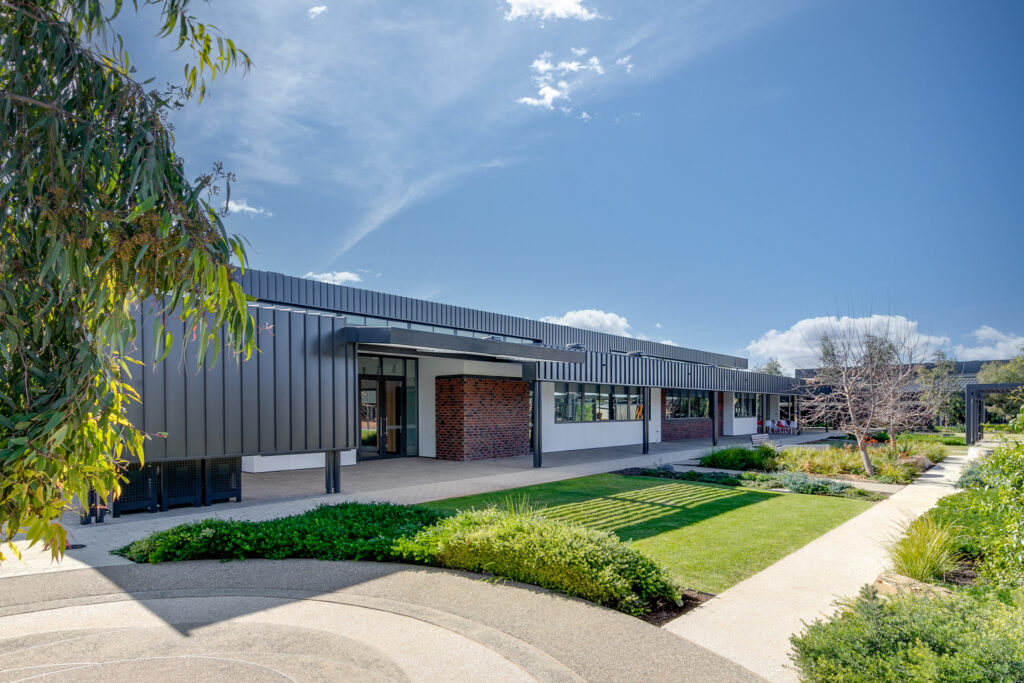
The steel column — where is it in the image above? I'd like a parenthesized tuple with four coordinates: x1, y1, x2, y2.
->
(711, 390, 720, 446)
(642, 387, 650, 454)
(532, 380, 543, 468)
(325, 450, 341, 493)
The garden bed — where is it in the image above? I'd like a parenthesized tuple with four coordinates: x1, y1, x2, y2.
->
(698, 439, 951, 485)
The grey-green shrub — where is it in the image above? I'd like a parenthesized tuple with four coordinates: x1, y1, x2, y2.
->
(394, 505, 682, 616)
(790, 585, 1024, 682)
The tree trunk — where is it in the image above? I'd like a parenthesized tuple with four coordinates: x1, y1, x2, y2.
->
(857, 436, 875, 476)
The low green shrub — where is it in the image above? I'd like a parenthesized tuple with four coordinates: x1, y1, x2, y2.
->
(790, 585, 1024, 682)
(699, 445, 778, 471)
(114, 502, 442, 563)
(873, 461, 919, 485)
(898, 432, 966, 446)
(886, 515, 961, 583)
(394, 505, 682, 616)
(927, 489, 1001, 560)
(978, 438, 1024, 587)
(115, 500, 681, 618)
(778, 445, 865, 477)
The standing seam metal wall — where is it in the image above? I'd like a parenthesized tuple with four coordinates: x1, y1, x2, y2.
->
(238, 270, 748, 369)
(126, 302, 355, 461)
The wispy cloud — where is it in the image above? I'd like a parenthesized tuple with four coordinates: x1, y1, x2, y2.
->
(227, 199, 272, 217)
(304, 270, 361, 285)
(155, 1, 798, 262)
(504, 0, 602, 22)
(541, 309, 631, 336)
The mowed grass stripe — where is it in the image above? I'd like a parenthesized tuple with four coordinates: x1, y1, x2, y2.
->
(420, 474, 873, 594)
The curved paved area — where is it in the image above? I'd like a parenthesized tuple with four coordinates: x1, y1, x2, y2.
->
(0, 560, 761, 682)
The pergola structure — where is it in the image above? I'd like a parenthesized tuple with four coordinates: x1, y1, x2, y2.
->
(965, 383, 1024, 445)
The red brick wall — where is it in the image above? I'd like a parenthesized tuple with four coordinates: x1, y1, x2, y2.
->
(660, 390, 723, 441)
(435, 375, 530, 461)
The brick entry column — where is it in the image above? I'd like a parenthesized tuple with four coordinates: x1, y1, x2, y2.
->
(435, 375, 530, 461)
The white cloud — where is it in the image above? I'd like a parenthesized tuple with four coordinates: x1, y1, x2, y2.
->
(745, 315, 950, 375)
(517, 83, 569, 109)
(541, 309, 631, 337)
(616, 55, 634, 74)
(571, 46, 589, 56)
(660, 339, 676, 346)
(504, 0, 601, 22)
(303, 270, 361, 285)
(517, 50, 605, 110)
(578, 111, 591, 121)
(226, 199, 272, 217)
(953, 326, 1024, 361)
(308, 5, 327, 19)
(655, 322, 662, 329)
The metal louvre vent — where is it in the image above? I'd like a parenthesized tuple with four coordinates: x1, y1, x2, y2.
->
(160, 460, 201, 508)
(204, 457, 242, 504)
(112, 463, 158, 516)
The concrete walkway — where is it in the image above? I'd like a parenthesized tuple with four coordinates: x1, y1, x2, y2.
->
(0, 560, 761, 682)
(663, 451, 972, 683)
(4, 432, 835, 579)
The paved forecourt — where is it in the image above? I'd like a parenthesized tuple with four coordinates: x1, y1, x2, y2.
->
(663, 451, 972, 682)
(0, 560, 763, 682)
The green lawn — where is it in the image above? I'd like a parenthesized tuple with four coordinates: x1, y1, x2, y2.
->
(420, 474, 873, 594)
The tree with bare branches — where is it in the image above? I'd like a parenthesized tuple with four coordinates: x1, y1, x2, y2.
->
(800, 321, 933, 475)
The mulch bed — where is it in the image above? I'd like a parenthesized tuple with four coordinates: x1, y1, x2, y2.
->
(944, 560, 979, 587)
(643, 589, 715, 626)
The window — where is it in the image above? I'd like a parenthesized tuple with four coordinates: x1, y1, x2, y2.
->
(734, 392, 758, 418)
(583, 384, 599, 421)
(664, 389, 710, 419)
(613, 386, 630, 420)
(554, 383, 642, 422)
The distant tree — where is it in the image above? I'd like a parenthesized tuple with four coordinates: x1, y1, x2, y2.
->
(915, 352, 963, 427)
(1, 0, 254, 562)
(754, 358, 784, 375)
(977, 352, 1024, 422)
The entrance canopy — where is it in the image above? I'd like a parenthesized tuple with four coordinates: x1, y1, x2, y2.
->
(339, 326, 586, 364)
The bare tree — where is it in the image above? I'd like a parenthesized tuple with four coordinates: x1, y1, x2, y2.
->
(800, 320, 934, 475)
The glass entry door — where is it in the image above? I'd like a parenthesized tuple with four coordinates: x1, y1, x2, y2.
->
(382, 378, 404, 456)
(358, 355, 417, 459)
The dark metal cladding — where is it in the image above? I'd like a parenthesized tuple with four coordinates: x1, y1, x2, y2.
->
(126, 303, 356, 461)
(241, 269, 750, 369)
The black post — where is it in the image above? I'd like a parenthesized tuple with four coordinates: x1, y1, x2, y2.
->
(532, 379, 543, 468)
(642, 387, 650, 455)
(325, 450, 340, 493)
(711, 391, 720, 446)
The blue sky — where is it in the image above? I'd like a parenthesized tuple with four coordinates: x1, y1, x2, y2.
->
(123, 0, 1023, 372)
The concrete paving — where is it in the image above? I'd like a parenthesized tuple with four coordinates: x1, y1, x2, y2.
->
(3, 432, 836, 579)
(0, 560, 763, 682)
(663, 450, 972, 683)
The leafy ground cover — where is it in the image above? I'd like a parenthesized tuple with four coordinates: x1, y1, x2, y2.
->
(114, 500, 681, 618)
(419, 474, 873, 594)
